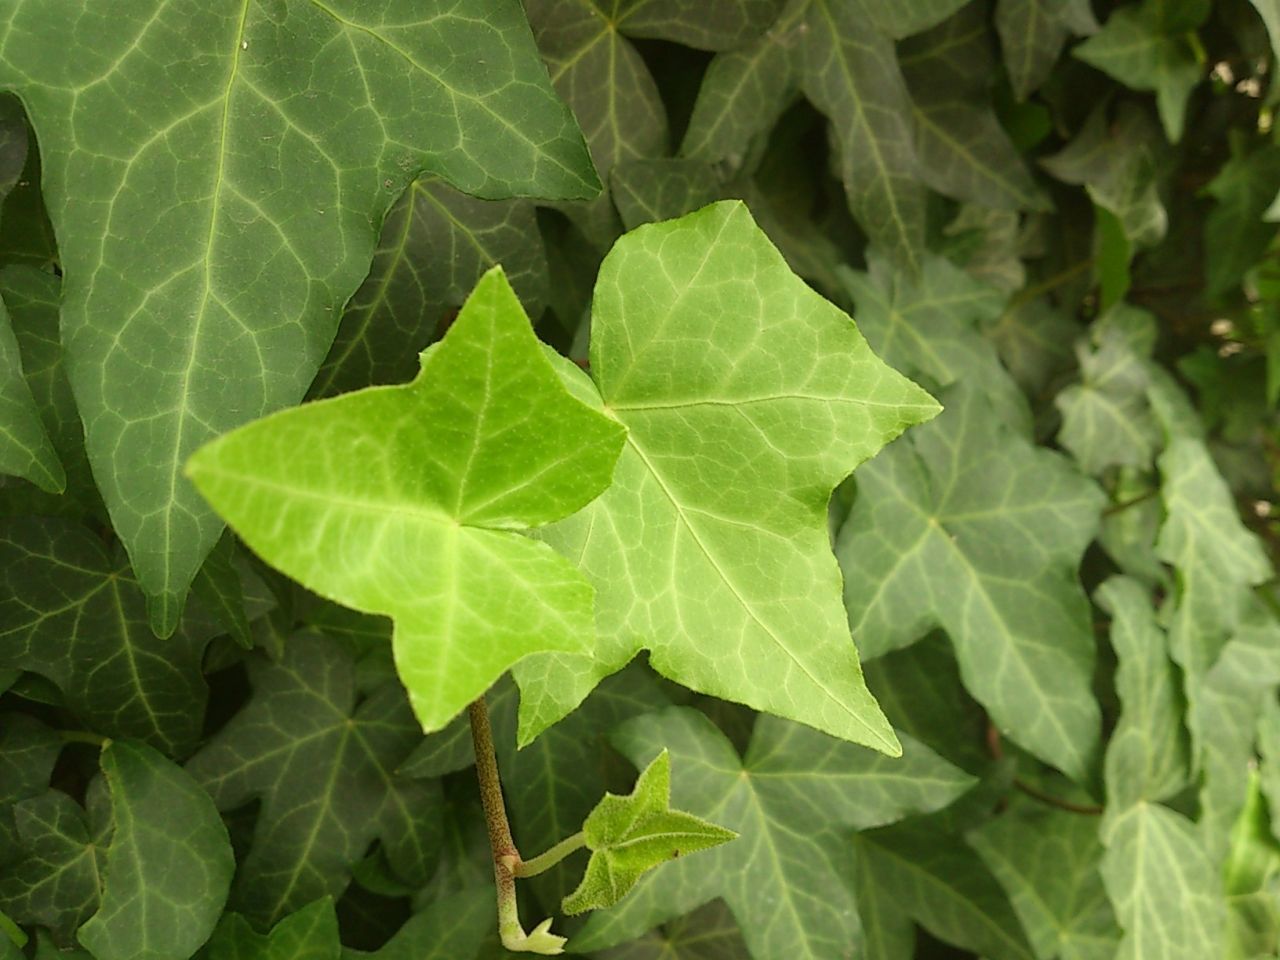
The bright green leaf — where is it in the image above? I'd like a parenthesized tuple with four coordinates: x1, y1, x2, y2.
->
(563, 751, 737, 915)
(528, 201, 938, 753)
(0, 0, 599, 635)
(187, 267, 625, 734)
(185, 636, 441, 928)
(78, 740, 234, 960)
(837, 384, 1104, 780)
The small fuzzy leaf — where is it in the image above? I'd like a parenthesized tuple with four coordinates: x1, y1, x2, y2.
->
(563, 751, 736, 915)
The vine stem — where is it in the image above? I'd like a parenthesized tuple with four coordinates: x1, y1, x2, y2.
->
(468, 696, 524, 945)
(513, 831, 586, 878)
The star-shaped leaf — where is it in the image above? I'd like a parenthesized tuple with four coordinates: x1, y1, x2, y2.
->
(526, 201, 939, 753)
(0, 790, 105, 946)
(185, 636, 442, 929)
(996, 0, 1099, 100)
(78, 740, 235, 960)
(837, 383, 1105, 781)
(1075, 4, 1203, 142)
(1056, 305, 1161, 475)
(0, 0, 600, 635)
(572, 706, 975, 960)
(0, 517, 222, 757)
(563, 751, 736, 915)
(188, 267, 625, 733)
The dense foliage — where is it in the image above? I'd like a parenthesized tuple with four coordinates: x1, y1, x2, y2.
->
(2, 0, 1280, 958)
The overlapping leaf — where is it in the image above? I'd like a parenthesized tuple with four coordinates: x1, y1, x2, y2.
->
(0, 287, 59, 494)
(837, 383, 1104, 780)
(78, 740, 234, 960)
(0, 518, 220, 757)
(969, 804, 1120, 960)
(312, 179, 548, 399)
(1056, 306, 1161, 474)
(185, 636, 441, 929)
(997, 0, 1099, 99)
(572, 706, 974, 960)
(857, 822, 1037, 960)
(528, 201, 939, 753)
(1075, 4, 1203, 142)
(0, 0, 600, 634)
(188, 268, 624, 734)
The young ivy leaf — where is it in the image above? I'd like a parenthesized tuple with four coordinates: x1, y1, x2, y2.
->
(563, 750, 736, 916)
(525, 200, 939, 755)
(186, 267, 626, 734)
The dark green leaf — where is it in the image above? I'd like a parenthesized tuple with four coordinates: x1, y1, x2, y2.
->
(185, 636, 440, 928)
(78, 740, 234, 960)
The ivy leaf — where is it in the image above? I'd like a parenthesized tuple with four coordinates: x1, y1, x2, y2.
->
(1100, 802, 1228, 960)
(312, 179, 548, 399)
(969, 804, 1120, 960)
(997, 0, 1098, 100)
(0, 714, 62, 866)
(1155, 431, 1271, 700)
(528, 201, 939, 753)
(185, 636, 441, 928)
(1194, 607, 1280, 863)
(592, 900, 747, 960)
(1055, 305, 1161, 474)
(572, 706, 974, 960)
(0, 790, 105, 945)
(857, 822, 1037, 960)
(0, 518, 219, 757)
(1097, 577, 1189, 808)
(206, 898, 340, 960)
(187, 268, 625, 734)
(837, 383, 1104, 781)
(838, 251, 1031, 433)
(802, 0, 927, 273)
(901, 6, 1052, 212)
(1204, 145, 1280, 300)
(1041, 103, 1168, 249)
(78, 740, 235, 960)
(563, 751, 736, 915)
(1075, 5, 1202, 142)
(0, 287, 60, 494)
(0, 0, 599, 635)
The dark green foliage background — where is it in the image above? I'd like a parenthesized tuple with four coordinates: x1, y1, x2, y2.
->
(3, 0, 1280, 958)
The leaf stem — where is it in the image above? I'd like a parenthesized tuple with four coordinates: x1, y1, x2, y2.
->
(468, 696, 567, 955)
(513, 832, 586, 878)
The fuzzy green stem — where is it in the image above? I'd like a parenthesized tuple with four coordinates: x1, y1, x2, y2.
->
(468, 697, 567, 954)
(513, 832, 586, 878)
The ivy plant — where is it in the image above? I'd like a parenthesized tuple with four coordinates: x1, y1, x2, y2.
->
(3, 1, 1280, 959)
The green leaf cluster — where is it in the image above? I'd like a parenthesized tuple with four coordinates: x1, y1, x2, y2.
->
(3, 2, 1280, 959)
